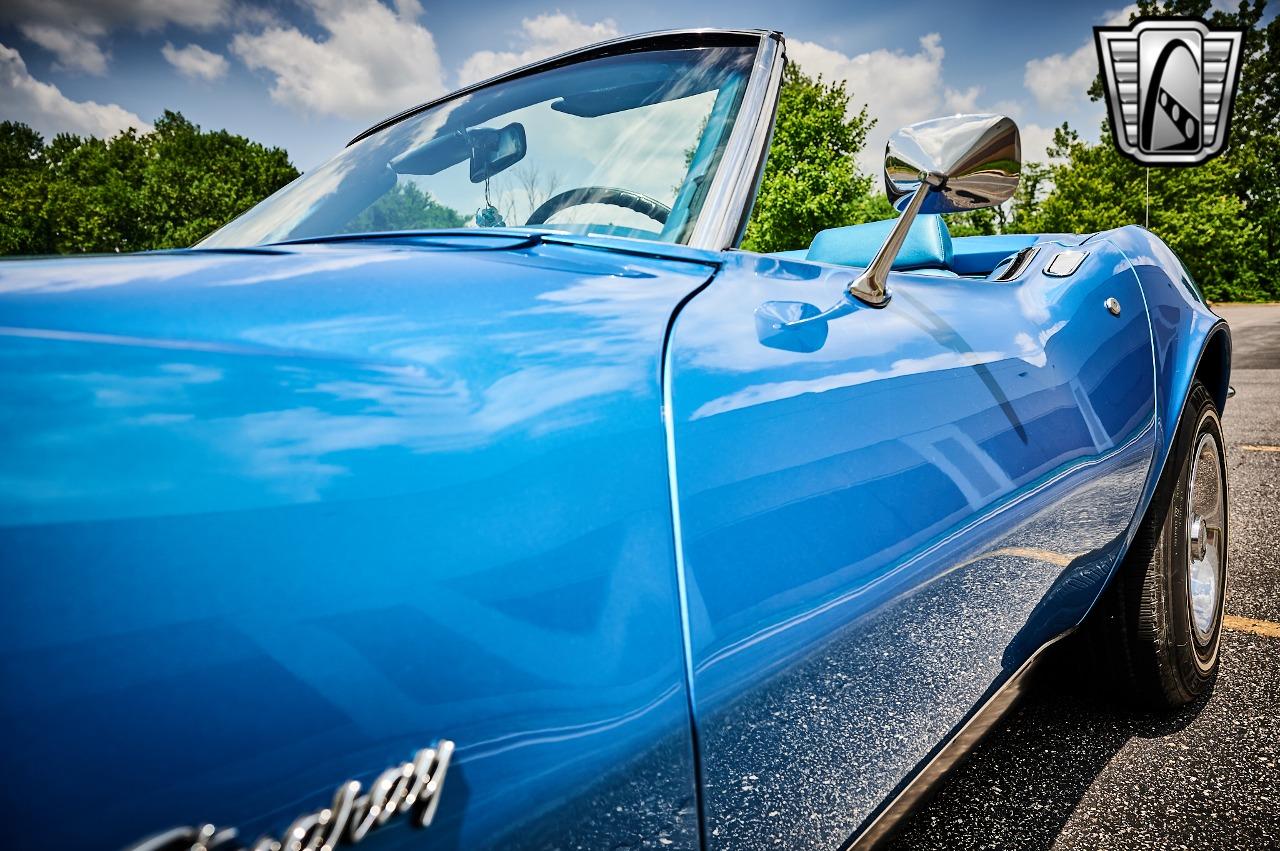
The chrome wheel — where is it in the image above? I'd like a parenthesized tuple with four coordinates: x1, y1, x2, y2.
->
(1186, 430, 1225, 644)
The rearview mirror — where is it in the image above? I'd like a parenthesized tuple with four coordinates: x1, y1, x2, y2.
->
(850, 114, 1020, 306)
(467, 123, 527, 183)
(389, 122, 527, 182)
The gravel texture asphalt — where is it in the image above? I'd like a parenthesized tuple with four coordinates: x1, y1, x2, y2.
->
(887, 304, 1280, 851)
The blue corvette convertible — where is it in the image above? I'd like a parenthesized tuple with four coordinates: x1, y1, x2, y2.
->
(0, 28, 1231, 851)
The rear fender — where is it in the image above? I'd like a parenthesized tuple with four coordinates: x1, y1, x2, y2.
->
(1090, 224, 1231, 563)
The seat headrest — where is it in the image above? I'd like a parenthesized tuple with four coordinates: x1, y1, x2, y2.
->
(806, 215, 953, 271)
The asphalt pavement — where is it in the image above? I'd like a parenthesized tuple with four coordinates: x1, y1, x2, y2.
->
(888, 304, 1280, 851)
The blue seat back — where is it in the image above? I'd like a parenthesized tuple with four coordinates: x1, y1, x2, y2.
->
(806, 215, 953, 271)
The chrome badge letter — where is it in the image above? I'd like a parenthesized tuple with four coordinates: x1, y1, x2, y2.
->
(1094, 17, 1244, 166)
(126, 741, 454, 851)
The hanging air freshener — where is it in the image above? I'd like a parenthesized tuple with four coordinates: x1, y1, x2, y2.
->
(475, 177, 505, 228)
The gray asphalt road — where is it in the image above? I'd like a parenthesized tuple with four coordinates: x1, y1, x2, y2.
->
(888, 304, 1280, 851)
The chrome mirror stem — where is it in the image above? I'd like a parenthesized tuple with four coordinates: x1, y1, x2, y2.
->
(848, 180, 932, 307)
(848, 113, 1021, 308)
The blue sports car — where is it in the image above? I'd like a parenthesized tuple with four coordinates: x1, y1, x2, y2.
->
(0, 28, 1231, 851)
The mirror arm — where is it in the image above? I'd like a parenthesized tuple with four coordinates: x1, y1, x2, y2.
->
(847, 178, 934, 307)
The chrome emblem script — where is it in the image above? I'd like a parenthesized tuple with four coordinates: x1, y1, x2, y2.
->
(1094, 17, 1244, 165)
(128, 740, 453, 851)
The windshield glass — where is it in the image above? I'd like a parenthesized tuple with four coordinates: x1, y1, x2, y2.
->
(200, 45, 756, 248)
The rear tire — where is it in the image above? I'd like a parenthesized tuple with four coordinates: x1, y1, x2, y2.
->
(1089, 381, 1228, 708)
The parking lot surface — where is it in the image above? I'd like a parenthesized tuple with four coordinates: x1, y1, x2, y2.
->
(889, 304, 1280, 850)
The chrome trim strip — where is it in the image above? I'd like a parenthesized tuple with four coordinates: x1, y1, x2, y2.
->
(992, 245, 1041, 282)
(844, 632, 1072, 850)
(686, 32, 786, 250)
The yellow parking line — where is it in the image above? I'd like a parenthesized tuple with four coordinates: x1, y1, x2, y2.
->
(992, 547, 1076, 567)
(951, 547, 1078, 571)
(1240, 444, 1280, 453)
(1223, 614, 1280, 638)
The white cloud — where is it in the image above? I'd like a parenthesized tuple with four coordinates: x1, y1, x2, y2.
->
(945, 85, 981, 113)
(162, 42, 228, 81)
(231, 0, 446, 121)
(788, 33, 983, 176)
(18, 24, 108, 75)
(2, 0, 233, 75)
(986, 98, 1062, 163)
(458, 13, 620, 86)
(1019, 122, 1059, 164)
(1023, 42, 1097, 110)
(1023, 5, 1136, 109)
(0, 42, 150, 138)
(0, 0, 231, 33)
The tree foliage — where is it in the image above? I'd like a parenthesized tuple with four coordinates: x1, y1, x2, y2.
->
(1010, 124, 1269, 301)
(1011, 0, 1279, 302)
(741, 65, 1010, 251)
(0, 111, 299, 254)
(742, 64, 883, 253)
(3, 5, 1276, 304)
(347, 182, 466, 232)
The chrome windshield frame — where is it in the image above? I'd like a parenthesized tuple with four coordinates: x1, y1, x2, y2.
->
(347, 29, 787, 252)
(686, 32, 785, 250)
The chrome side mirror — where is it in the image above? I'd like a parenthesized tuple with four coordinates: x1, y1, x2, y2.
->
(850, 114, 1020, 306)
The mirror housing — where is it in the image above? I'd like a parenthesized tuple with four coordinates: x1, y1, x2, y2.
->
(389, 122, 527, 183)
(468, 123, 527, 183)
(850, 114, 1020, 306)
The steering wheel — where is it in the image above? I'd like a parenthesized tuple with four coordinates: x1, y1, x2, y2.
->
(525, 186, 672, 227)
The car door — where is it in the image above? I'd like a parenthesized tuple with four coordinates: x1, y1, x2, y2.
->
(664, 241, 1156, 849)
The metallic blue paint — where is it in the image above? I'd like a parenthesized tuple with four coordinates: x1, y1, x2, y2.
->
(0, 222, 1224, 850)
(0, 236, 714, 850)
(664, 238, 1161, 846)
(1093, 226, 1232, 508)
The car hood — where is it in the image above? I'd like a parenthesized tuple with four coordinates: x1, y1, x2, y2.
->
(0, 234, 717, 849)
(0, 235, 719, 528)
(0, 234, 717, 359)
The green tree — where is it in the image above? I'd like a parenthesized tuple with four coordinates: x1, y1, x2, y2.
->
(742, 64, 1006, 251)
(347, 182, 465, 232)
(0, 112, 298, 255)
(742, 64, 881, 253)
(1014, 0, 1278, 302)
(139, 111, 300, 247)
(0, 122, 51, 254)
(946, 208, 1000, 237)
(41, 129, 149, 253)
(1013, 125, 1267, 301)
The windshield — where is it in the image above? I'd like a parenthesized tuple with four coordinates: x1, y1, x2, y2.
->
(200, 45, 756, 248)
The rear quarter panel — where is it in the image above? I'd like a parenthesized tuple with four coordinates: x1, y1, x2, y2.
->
(1097, 225, 1231, 513)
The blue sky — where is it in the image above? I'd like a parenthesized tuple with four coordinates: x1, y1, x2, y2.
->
(1, 0, 1157, 174)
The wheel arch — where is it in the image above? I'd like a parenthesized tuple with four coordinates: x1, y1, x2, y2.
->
(1072, 226, 1232, 634)
(1194, 322, 1232, 414)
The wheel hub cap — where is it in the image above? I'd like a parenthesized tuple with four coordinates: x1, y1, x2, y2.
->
(1186, 431, 1225, 643)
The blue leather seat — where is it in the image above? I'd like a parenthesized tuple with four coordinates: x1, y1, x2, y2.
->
(806, 215, 953, 271)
